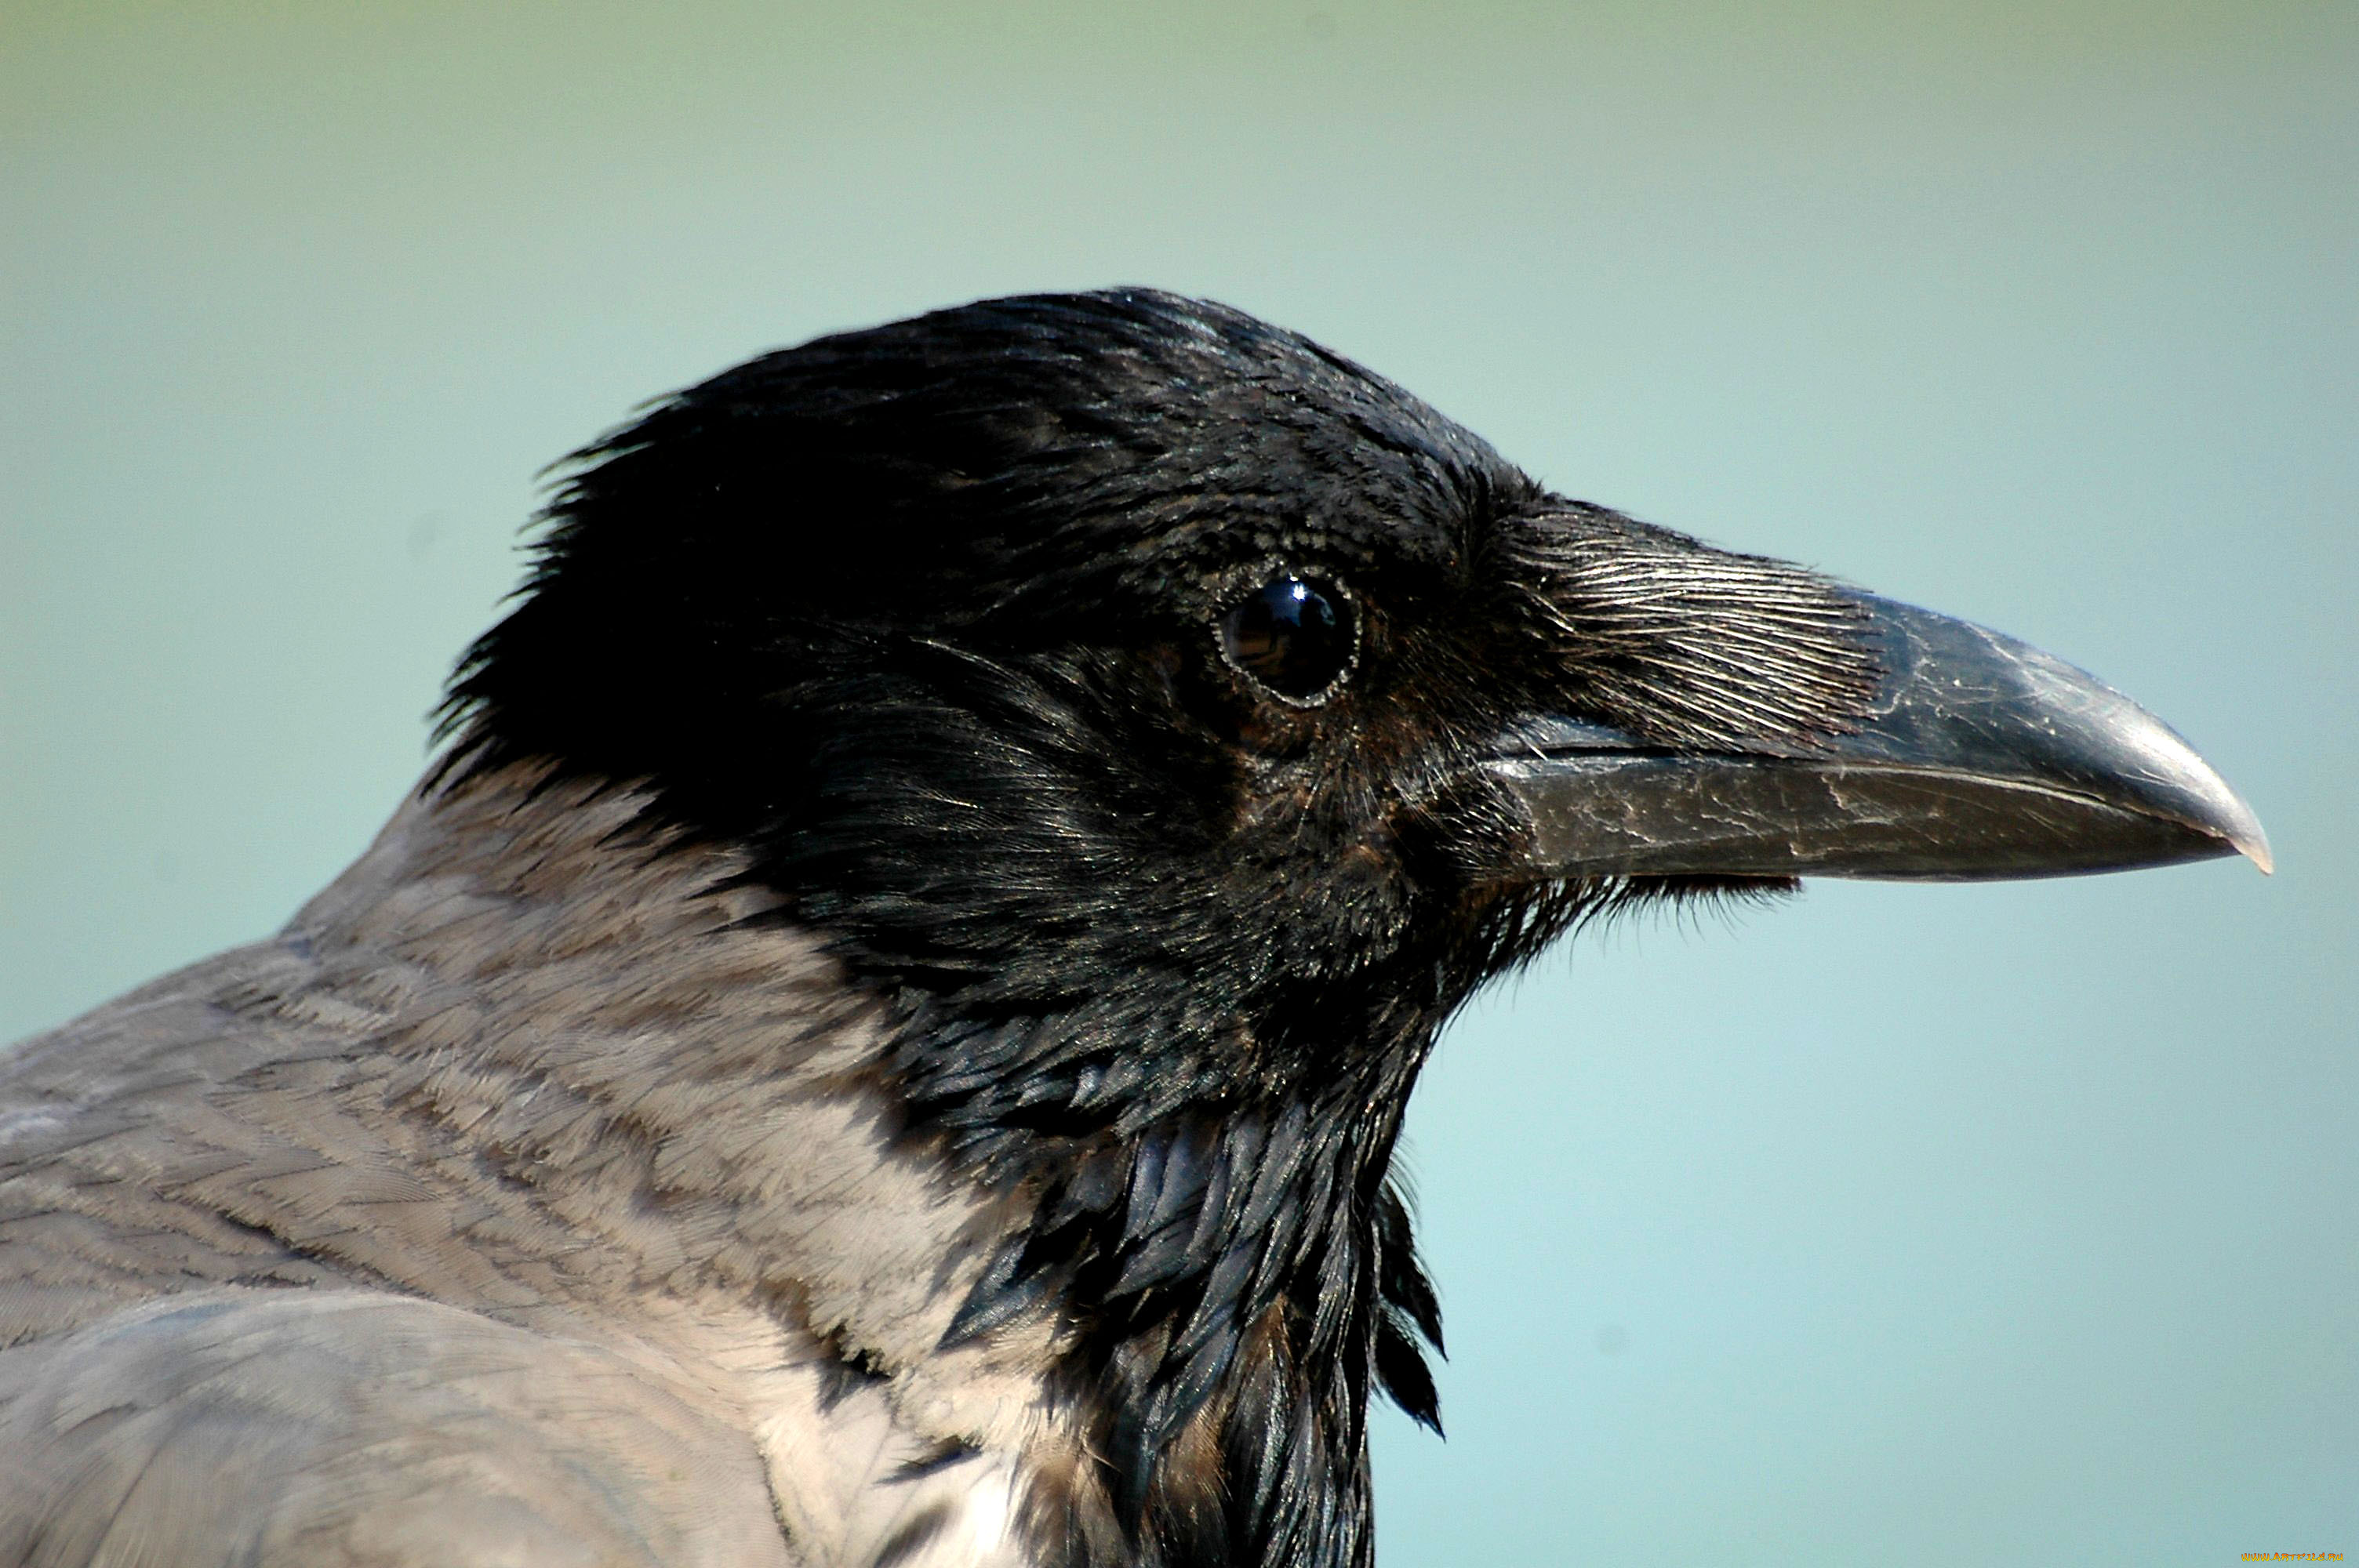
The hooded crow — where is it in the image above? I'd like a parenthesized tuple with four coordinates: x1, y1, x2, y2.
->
(0, 289, 2267, 1568)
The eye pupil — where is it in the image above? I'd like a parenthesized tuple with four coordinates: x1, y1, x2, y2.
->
(1221, 575, 1357, 704)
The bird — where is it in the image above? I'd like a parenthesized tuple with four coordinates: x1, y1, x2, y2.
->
(0, 289, 2268, 1568)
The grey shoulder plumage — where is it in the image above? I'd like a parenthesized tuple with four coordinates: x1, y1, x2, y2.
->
(3, 771, 1045, 1567)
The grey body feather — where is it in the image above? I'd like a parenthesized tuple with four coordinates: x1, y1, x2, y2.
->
(0, 768, 1053, 1567)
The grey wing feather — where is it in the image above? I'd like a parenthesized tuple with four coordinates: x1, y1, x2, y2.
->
(0, 924, 808, 1566)
(0, 1289, 798, 1568)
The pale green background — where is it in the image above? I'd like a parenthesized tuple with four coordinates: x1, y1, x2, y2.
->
(4, 3, 2353, 1562)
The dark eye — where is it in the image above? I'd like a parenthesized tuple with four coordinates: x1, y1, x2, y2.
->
(1219, 575, 1358, 705)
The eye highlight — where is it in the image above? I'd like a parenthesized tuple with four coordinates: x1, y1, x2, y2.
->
(1219, 575, 1359, 706)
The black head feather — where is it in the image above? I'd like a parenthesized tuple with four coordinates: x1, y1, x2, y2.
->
(440, 289, 1875, 1568)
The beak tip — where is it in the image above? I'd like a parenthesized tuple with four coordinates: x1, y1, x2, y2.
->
(2163, 742, 2270, 876)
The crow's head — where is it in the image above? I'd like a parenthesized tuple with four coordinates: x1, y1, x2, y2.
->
(439, 289, 2263, 1568)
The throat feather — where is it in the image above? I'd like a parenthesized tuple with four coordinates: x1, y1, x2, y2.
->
(897, 1022, 1442, 1568)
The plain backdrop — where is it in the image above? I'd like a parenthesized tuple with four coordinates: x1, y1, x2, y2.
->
(4, 4, 2353, 1563)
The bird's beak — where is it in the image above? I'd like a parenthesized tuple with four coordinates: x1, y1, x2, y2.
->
(1485, 594, 2271, 882)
